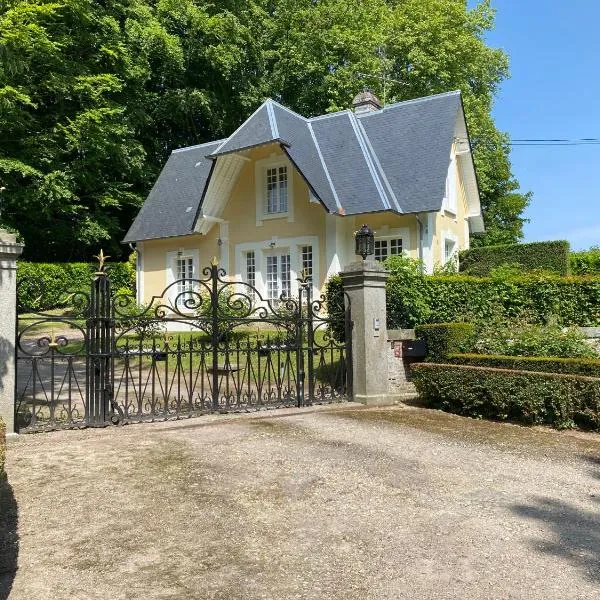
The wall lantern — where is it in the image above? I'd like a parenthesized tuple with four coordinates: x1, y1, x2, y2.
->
(355, 224, 375, 260)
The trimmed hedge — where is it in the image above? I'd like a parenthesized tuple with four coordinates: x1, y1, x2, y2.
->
(459, 240, 570, 276)
(17, 261, 135, 312)
(415, 323, 475, 361)
(325, 273, 600, 330)
(448, 353, 600, 377)
(0, 418, 5, 476)
(571, 248, 600, 276)
(411, 363, 600, 430)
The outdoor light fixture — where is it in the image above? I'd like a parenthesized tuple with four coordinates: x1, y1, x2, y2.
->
(355, 224, 375, 260)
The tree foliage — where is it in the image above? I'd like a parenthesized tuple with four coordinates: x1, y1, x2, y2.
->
(0, 0, 529, 260)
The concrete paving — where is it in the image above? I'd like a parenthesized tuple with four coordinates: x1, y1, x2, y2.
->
(1, 404, 600, 599)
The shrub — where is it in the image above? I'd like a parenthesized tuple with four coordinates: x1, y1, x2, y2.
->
(459, 240, 570, 276)
(385, 255, 431, 327)
(411, 363, 600, 430)
(415, 323, 475, 361)
(570, 247, 600, 275)
(322, 271, 600, 330)
(17, 260, 135, 312)
(0, 418, 5, 476)
(324, 275, 347, 342)
(474, 316, 599, 358)
(448, 353, 600, 378)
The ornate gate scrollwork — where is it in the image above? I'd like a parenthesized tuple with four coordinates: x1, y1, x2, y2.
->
(16, 258, 352, 433)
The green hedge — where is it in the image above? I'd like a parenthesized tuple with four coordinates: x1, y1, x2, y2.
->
(448, 353, 600, 378)
(570, 247, 600, 276)
(17, 261, 135, 312)
(325, 272, 600, 330)
(415, 323, 475, 361)
(459, 240, 570, 276)
(411, 363, 600, 430)
(0, 418, 5, 476)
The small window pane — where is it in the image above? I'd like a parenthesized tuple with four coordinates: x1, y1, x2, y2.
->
(280, 254, 291, 298)
(390, 238, 403, 255)
(301, 245, 313, 280)
(374, 240, 388, 262)
(176, 257, 193, 306)
(246, 251, 255, 288)
(267, 255, 278, 300)
(279, 167, 288, 213)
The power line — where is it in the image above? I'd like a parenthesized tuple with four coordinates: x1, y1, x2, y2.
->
(509, 138, 600, 146)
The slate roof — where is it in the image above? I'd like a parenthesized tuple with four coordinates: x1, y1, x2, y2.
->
(124, 91, 479, 243)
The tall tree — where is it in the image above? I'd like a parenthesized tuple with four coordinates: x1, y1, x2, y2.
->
(0, 0, 528, 260)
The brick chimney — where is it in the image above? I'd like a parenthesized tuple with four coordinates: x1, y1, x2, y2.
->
(352, 89, 382, 114)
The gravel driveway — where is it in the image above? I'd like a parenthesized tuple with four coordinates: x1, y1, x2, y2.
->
(2, 404, 600, 599)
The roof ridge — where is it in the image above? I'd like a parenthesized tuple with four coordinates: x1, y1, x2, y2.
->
(307, 121, 343, 212)
(269, 100, 309, 122)
(346, 111, 390, 211)
(357, 90, 462, 118)
(211, 101, 271, 155)
(309, 109, 352, 122)
(172, 140, 225, 153)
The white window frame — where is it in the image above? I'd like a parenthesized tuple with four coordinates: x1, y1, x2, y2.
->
(440, 231, 459, 267)
(373, 227, 410, 263)
(166, 249, 200, 311)
(255, 154, 294, 225)
(234, 236, 319, 301)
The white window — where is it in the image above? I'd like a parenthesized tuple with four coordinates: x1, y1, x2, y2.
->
(444, 239, 457, 264)
(374, 238, 403, 262)
(266, 166, 288, 214)
(301, 245, 313, 280)
(255, 156, 294, 224)
(266, 253, 291, 301)
(175, 256, 194, 306)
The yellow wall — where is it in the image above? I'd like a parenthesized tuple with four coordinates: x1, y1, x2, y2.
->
(432, 145, 470, 267)
(138, 141, 472, 300)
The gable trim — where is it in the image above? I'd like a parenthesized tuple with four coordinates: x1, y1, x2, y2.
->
(355, 118, 404, 213)
(266, 100, 279, 138)
(347, 111, 391, 211)
(307, 121, 343, 212)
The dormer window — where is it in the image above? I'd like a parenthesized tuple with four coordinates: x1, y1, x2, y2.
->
(255, 154, 294, 225)
(266, 166, 288, 214)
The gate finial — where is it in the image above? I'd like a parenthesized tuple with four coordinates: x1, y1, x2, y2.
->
(94, 249, 110, 275)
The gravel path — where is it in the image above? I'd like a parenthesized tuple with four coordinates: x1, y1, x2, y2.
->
(2, 404, 600, 599)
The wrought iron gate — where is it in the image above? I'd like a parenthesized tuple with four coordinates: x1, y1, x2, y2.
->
(16, 259, 352, 433)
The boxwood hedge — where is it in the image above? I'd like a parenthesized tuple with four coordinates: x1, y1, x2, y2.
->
(447, 353, 600, 378)
(570, 247, 600, 276)
(415, 323, 475, 361)
(17, 261, 135, 312)
(459, 240, 570, 276)
(411, 363, 600, 430)
(325, 272, 600, 330)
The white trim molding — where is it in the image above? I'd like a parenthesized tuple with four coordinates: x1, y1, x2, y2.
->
(234, 235, 320, 299)
(440, 229, 459, 267)
(136, 242, 144, 305)
(254, 153, 294, 226)
(166, 248, 200, 308)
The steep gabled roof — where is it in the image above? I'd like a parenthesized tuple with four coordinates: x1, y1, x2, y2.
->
(124, 141, 222, 243)
(124, 91, 482, 243)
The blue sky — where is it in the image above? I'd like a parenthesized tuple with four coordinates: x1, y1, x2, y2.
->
(470, 0, 600, 250)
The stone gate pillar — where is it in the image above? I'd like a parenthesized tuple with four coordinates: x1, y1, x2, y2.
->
(0, 230, 24, 434)
(341, 260, 390, 405)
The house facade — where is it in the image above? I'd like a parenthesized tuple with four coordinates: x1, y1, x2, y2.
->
(124, 90, 483, 306)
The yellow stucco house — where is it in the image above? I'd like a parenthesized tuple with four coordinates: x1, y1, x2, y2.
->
(124, 90, 483, 305)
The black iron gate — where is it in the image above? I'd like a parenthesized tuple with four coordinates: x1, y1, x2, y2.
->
(16, 258, 352, 433)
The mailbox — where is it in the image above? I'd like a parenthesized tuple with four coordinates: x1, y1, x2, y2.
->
(401, 339, 427, 358)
